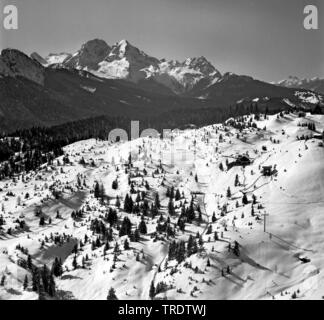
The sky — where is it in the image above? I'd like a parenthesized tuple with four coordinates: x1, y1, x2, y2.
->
(0, 0, 323, 82)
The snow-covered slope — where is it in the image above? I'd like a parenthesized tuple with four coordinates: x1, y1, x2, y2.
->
(45, 53, 72, 66)
(1, 111, 324, 300)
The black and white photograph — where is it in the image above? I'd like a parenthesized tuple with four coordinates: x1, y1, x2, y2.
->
(0, 0, 323, 304)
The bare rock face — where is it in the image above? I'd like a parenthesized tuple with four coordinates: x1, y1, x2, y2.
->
(0, 57, 14, 77)
(64, 39, 111, 70)
(0, 49, 45, 85)
(184, 56, 221, 78)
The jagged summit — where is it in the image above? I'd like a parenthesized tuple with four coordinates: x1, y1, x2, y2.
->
(183, 56, 220, 77)
(63, 39, 111, 70)
(107, 39, 159, 64)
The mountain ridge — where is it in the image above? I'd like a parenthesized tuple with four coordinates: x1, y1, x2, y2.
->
(31, 39, 223, 94)
(0, 45, 323, 133)
(28, 39, 324, 98)
(274, 76, 324, 95)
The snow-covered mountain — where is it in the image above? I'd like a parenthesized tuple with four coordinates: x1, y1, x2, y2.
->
(92, 39, 222, 93)
(145, 56, 221, 94)
(275, 76, 324, 95)
(32, 39, 222, 94)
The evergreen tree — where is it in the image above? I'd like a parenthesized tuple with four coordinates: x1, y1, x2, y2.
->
(124, 238, 130, 250)
(149, 281, 155, 300)
(123, 194, 133, 213)
(115, 196, 121, 208)
(135, 192, 141, 203)
(233, 241, 240, 257)
(206, 225, 212, 235)
(0, 274, 5, 286)
(41, 264, 50, 293)
(176, 241, 186, 263)
(99, 184, 106, 203)
(94, 181, 100, 199)
(169, 186, 175, 199)
(107, 208, 118, 226)
(168, 199, 175, 216)
(39, 216, 45, 226)
(23, 275, 28, 290)
(52, 257, 63, 277)
(119, 217, 132, 237)
(242, 193, 248, 205)
(27, 254, 33, 269)
(134, 228, 140, 242)
(187, 235, 198, 256)
(112, 179, 118, 190)
(175, 189, 181, 201)
(48, 273, 56, 297)
(72, 256, 78, 270)
(138, 218, 147, 234)
(32, 268, 40, 292)
(107, 287, 118, 300)
(154, 193, 161, 209)
(234, 174, 239, 186)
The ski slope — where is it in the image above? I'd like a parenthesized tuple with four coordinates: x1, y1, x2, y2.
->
(0, 112, 323, 300)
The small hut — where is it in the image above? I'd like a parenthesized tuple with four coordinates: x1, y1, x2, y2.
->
(227, 155, 252, 170)
(262, 165, 278, 176)
(262, 166, 273, 176)
(236, 155, 252, 166)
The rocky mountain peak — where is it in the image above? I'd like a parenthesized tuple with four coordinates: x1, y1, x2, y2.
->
(0, 49, 45, 85)
(183, 56, 220, 77)
(106, 39, 160, 66)
(64, 39, 111, 70)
